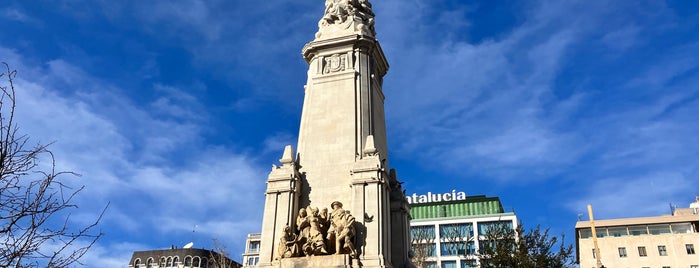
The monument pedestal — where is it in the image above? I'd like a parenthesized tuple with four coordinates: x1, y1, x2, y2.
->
(277, 254, 357, 268)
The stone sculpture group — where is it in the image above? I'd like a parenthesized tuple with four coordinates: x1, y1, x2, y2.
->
(278, 201, 357, 259)
(317, 0, 376, 38)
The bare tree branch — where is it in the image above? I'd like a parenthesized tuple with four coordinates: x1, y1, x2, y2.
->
(0, 63, 105, 268)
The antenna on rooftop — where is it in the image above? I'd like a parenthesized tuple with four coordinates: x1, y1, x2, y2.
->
(183, 242, 194, 249)
(191, 224, 198, 247)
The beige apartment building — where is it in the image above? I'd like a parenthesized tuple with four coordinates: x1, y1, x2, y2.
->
(575, 199, 699, 268)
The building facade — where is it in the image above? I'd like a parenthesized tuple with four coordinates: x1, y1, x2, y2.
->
(242, 233, 261, 267)
(575, 199, 699, 268)
(409, 194, 517, 268)
(128, 247, 242, 268)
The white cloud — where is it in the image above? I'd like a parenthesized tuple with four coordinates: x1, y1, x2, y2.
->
(568, 172, 694, 219)
(4, 47, 268, 263)
(381, 0, 587, 179)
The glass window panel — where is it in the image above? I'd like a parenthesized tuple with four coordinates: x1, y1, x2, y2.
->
(411, 243, 437, 257)
(687, 244, 696, 254)
(478, 221, 513, 236)
(618, 247, 627, 257)
(460, 260, 477, 268)
(608, 227, 628, 237)
(648, 224, 671, 235)
(440, 241, 475, 256)
(638, 246, 647, 257)
(672, 223, 693, 234)
(579, 229, 592, 239)
(425, 262, 438, 268)
(658, 245, 668, 256)
(440, 223, 474, 238)
(441, 260, 457, 268)
(629, 226, 648, 236)
(596, 228, 607, 238)
(411, 225, 436, 240)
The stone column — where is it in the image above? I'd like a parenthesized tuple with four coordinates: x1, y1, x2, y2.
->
(351, 136, 392, 268)
(257, 146, 301, 267)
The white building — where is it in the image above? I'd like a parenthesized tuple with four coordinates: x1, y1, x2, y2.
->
(575, 198, 699, 268)
(409, 194, 517, 268)
(242, 233, 261, 268)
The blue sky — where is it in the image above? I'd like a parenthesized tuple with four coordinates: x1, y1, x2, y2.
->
(2, 0, 699, 266)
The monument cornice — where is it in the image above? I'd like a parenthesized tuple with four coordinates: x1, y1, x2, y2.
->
(302, 34, 389, 76)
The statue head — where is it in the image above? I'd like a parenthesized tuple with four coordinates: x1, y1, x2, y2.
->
(331, 201, 343, 209)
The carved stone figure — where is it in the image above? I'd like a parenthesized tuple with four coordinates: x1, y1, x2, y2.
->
(318, 0, 375, 37)
(280, 202, 359, 259)
(278, 225, 300, 259)
(326, 201, 357, 257)
(296, 208, 310, 245)
(304, 209, 329, 256)
(320, 207, 330, 234)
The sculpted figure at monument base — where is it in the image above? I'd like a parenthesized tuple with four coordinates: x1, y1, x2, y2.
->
(278, 225, 300, 259)
(277, 201, 357, 260)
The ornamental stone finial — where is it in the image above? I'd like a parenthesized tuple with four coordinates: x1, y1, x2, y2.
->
(280, 145, 294, 164)
(315, 0, 376, 40)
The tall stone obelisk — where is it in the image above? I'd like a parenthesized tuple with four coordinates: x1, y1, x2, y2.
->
(256, 1, 411, 267)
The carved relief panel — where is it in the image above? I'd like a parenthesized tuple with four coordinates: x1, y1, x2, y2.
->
(323, 54, 347, 74)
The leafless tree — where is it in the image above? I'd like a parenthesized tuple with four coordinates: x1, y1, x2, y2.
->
(209, 239, 239, 268)
(409, 225, 436, 268)
(0, 63, 105, 267)
(439, 223, 475, 261)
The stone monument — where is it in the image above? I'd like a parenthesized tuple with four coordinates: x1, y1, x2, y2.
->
(256, 1, 411, 267)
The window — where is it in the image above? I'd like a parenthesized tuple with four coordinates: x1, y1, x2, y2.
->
(592, 249, 596, 259)
(690, 265, 698, 268)
(440, 223, 473, 238)
(411, 225, 436, 240)
(618, 247, 627, 257)
(687, 244, 696, 254)
(134, 258, 141, 268)
(173, 256, 179, 266)
(146, 258, 154, 268)
(638, 246, 647, 257)
(184, 256, 192, 267)
(596, 228, 607, 238)
(441, 260, 457, 268)
(246, 256, 260, 266)
(649, 224, 671, 235)
(248, 241, 260, 253)
(440, 241, 475, 256)
(579, 229, 592, 238)
(411, 243, 437, 257)
(460, 260, 477, 268)
(658, 245, 668, 256)
(160, 257, 166, 267)
(608, 227, 628, 237)
(478, 221, 513, 236)
(629, 226, 648, 236)
(671, 223, 693, 234)
(166, 257, 173, 267)
(193, 257, 201, 267)
(662, 266, 670, 268)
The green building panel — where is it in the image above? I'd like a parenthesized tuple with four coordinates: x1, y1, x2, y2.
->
(409, 195, 505, 220)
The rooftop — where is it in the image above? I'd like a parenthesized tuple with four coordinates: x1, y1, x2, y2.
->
(409, 195, 512, 220)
